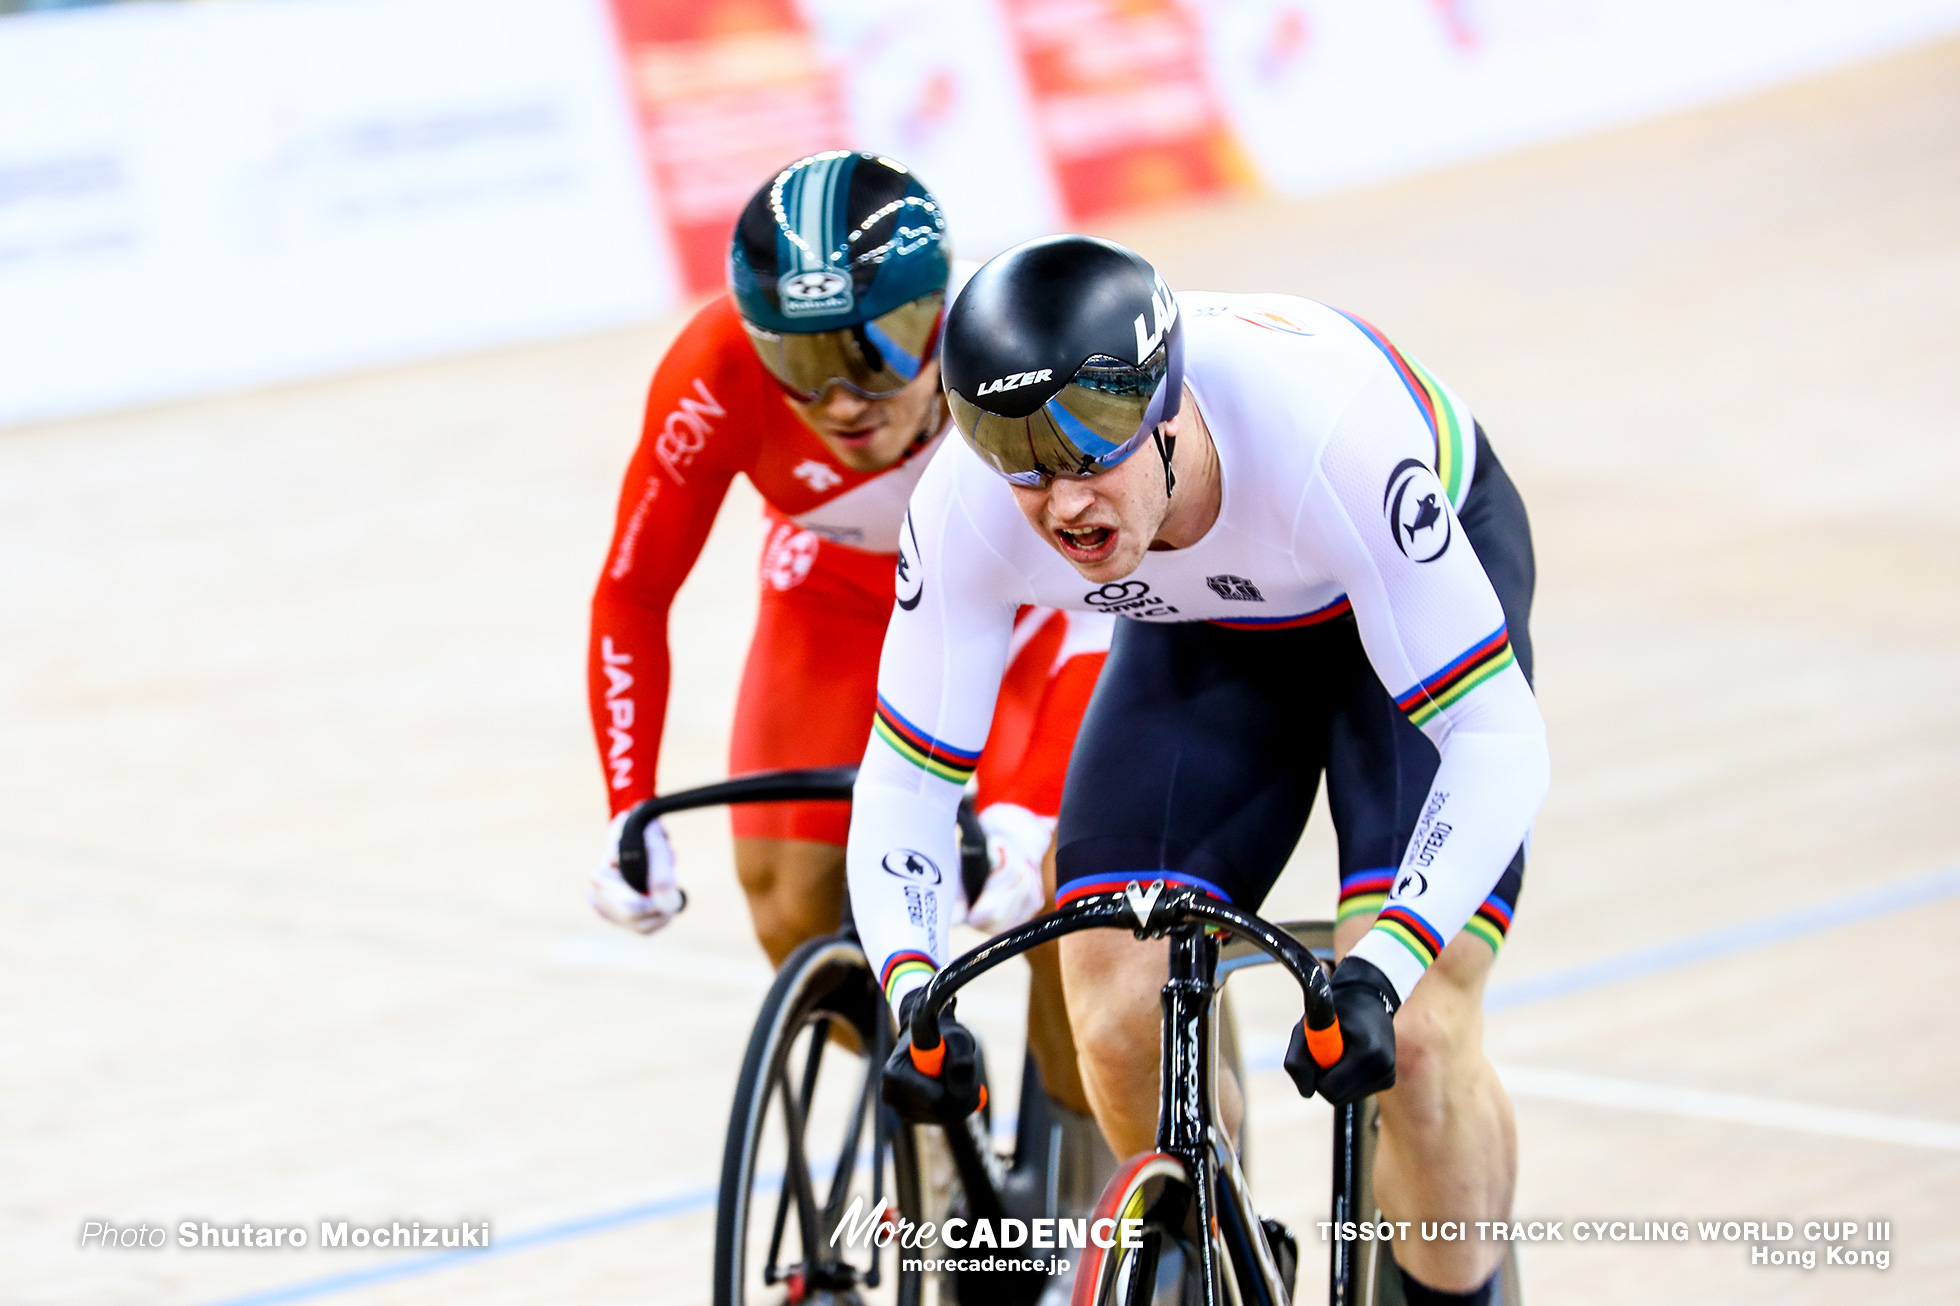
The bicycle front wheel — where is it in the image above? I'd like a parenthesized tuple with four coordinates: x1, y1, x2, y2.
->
(713, 934, 928, 1306)
(1071, 1152, 1206, 1306)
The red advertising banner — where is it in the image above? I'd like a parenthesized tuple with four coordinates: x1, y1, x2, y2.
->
(996, 0, 1254, 221)
(608, 0, 849, 295)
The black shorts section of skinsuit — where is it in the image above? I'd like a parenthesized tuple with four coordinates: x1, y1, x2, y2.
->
(1054, 425, 1536, 917)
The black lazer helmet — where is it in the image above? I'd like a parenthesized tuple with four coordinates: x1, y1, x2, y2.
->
(941, 235, 1182, 487)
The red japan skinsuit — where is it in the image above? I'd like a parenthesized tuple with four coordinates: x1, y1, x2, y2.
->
(589, 295, 1108, 844)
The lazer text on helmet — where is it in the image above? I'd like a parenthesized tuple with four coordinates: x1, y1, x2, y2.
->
(1134, 273, 1178, 363)
(976, 369, 1052, 396)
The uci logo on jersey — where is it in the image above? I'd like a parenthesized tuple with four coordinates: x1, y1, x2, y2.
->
(779, 269, 853, 317)
(881, 849, 942, 885)
(1382, 458, 1453, 563)
(1133, 272, 1178, 363)
(976, 368, 1053, 397)
(1084, 580, 1179, 619)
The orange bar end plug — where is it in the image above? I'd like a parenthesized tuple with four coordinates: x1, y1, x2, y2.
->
(1304, 1018, 1344, 1069)
(909, 1039, 946, 1077)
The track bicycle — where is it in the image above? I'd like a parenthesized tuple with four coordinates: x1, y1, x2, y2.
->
(619, 767, 1079, 1306)
(904, 880, 1523, 1306)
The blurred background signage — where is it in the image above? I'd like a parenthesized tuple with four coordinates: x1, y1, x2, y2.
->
(3, 0, 1959, 427)
(993, 0, 1253, 219)
(606, 0, 849, 295)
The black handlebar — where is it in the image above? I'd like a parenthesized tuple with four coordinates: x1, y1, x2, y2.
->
(907, 882, 1337, 1050)
(618, 767, 858, 893)
(617, 766, 991, 906)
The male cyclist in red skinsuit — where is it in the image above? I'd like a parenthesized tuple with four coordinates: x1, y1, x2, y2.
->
(583, 156, 1110, 1066)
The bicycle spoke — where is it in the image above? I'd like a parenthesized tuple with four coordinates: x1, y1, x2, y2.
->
(871, 1012, 892, 1214)
(1122, 1229, 1165, 1306)
(798, 1016, 831, 1108)
(760, 1075, 802, 1279)
(821, 1046, 877, 1228)
(773, 1050, 827, 1272)
(714, 932, 932, 1306)
(762, 1139, 795, 1283)
(768, 1018, 835, 1274)
(868, 1099, 893, 1292)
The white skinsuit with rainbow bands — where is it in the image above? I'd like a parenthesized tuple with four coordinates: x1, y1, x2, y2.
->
(848, 292, 1549, 1010)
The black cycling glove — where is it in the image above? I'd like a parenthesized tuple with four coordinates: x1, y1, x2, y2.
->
(882, 991, 986, 1125)
(1284, 956, 1400, 1106)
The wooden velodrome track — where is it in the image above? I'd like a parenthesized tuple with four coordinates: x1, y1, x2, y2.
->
(6, 39, 1957, 1306)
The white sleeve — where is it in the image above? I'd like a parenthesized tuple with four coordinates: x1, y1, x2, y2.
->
(1297, 368, 1550, 1001)
(846, 455, 1029, 1010)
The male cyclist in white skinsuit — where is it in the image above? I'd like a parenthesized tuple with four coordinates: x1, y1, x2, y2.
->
(853, 236, 1548, 1305)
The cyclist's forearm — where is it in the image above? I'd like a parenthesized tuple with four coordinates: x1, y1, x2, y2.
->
(850, 480, 1027, 1008)
(589, 447, 732, 812)
(1347, 711, 1548, 1000)
(847, 761, 966, 1010)
(587, 594, 674, 812)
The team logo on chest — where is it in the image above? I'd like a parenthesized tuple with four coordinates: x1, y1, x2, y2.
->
(761, 523, 820, 591)
(1383, 458, 1453, 563)
(792, 458, 844, 492)
(1205, 574, 1264, 602)
(1083, 580, 1178, 619)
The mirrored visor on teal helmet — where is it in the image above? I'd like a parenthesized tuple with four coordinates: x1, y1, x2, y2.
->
(741, 292, 944, 402)
(949, 347, 1179, 487)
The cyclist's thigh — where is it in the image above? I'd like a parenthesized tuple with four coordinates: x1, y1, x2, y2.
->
(1054, 618, 1339, 908)
(729, 532, 893, 845)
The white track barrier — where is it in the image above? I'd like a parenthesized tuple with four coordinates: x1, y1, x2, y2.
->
(0, 0, 670, 428)
(1197, 0, 1960, 197)
(4, 0, 1959, 427)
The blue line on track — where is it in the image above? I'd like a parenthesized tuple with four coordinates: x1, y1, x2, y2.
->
(196, 863, 1960, 1306)
(1483, 862, 1960, 1012)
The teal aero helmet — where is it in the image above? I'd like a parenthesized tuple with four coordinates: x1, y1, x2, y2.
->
(729, 151, 951, 401)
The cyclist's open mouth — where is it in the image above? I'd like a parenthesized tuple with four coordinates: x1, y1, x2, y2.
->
(1055, 524, 1116, 562)
(825, 424, 880, 447)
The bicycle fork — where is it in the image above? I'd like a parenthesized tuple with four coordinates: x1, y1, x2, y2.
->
(1330, 1100, 1364, 1306)
(1156, 927, 1279, 1306)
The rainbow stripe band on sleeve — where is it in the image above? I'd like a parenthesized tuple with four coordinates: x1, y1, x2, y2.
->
(1210, 596, 1352, 632)
(873, 696, 981, 785)
(1337, 868, 1396, 924)
(1330, 307, 1471, 505)
(1350, 878, 1515, 964)
(1395, 625, 1515, 727)
(880, 950, 938, 1004)
(1345, 872, 1515, 936)
(1373, 904, 1446, 969)
(1461, 893, 1513, 953)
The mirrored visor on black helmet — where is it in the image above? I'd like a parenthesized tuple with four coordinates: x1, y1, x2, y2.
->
(741, 293, 944, 401)
(949, 347, 1179, 487)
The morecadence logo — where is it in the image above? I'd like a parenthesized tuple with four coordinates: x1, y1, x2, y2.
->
(828, 1197, 1142, 1254)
